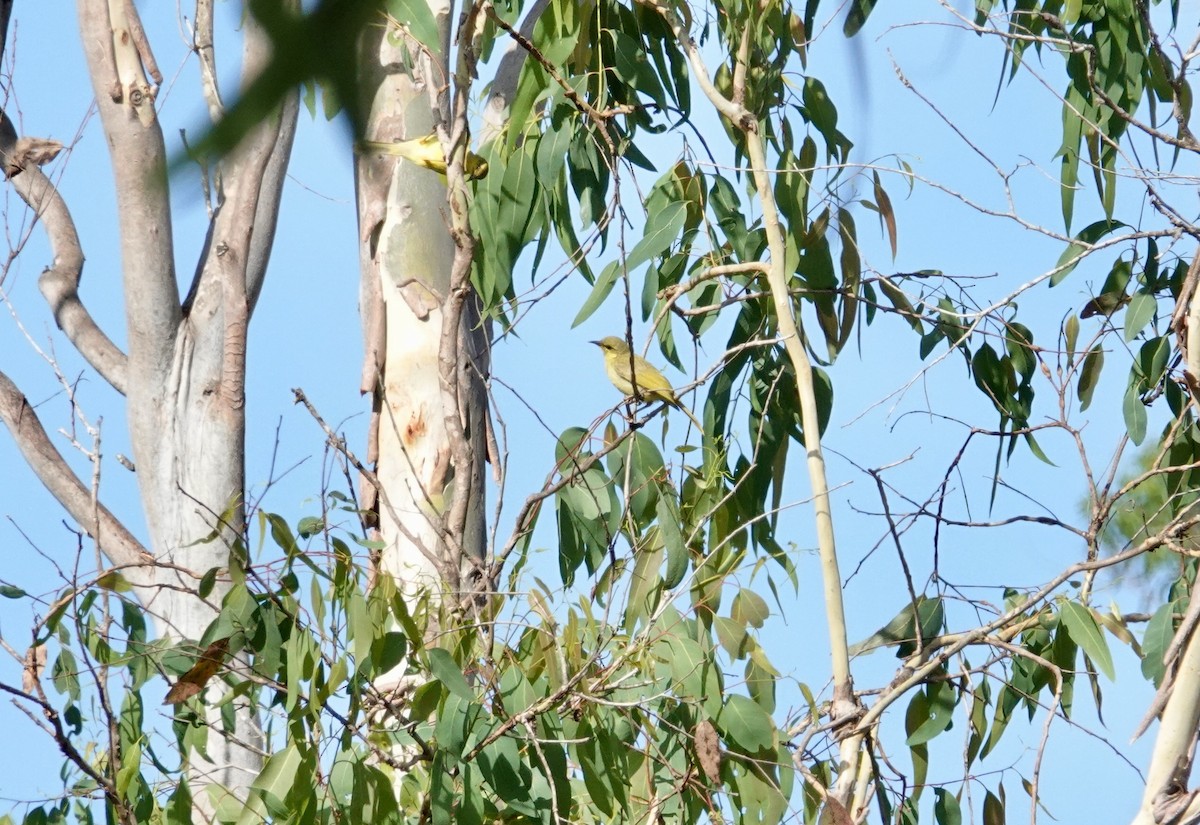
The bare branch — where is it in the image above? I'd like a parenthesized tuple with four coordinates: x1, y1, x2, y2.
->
(480, 0, 551, 142)
(185, 7, 299, 408)
(121, 0, 161, 86)
(193, 0, 223, 121)
(0, 370, 151, 569)
(234, 7, 299, 312)
(0, 121, 130, 392)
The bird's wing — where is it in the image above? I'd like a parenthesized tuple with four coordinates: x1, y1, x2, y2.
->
(632, 355, 674, 393)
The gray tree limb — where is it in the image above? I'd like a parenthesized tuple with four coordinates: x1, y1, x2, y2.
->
(0, 102, 129, 392)
(480, 0, 551, 142)
(15, 163, 129, 394)
(0, 371, 151, 570)
(77, 0, 180, 384)
(232, 11, 299, 313)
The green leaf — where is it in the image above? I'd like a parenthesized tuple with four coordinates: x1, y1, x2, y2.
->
(576, 721, 616, 817)
(720, 694, 775, 753)
(556, 497, 584, 586)
(1124, 291, 1157, 341)
(371, 632, 408, 677)
(1077, 346, 1104, 411)
(386, 0, 441, 55)
(251, 744, 303, 814)
(507, 62, 548, 154)
(880, 278, 923, 332)
(872, 170, 898, 259)
(801, 78, 852, 161)
(732, 588, 770, 629)
(479, 735, 535, 816)
(973, 343, 1011, 413)
(1022, 432, 1056, 466)
(663, 634, 707, 701)
(1058, 601, 1115, 680)
(554, 426, 590, 466)
(934, 788, 963, 825)
(628, 200, 687, 274)
(264, 512, 298, 555)
(0, 584, 27, 599)
(1141, 600, 1179, 686)
(905, 680, 956, 746)
(346, 589, 373, 668)
(910, 742, 929, 804)
(1123, 383, 1148, 445)
(1052, 220, 1128, 286)
(835, 208, 862, 355)
(715, 615, 749, 659)
(842, 0, 879, 35)
(1005, 323, 1035, 384)
(198, 566, 219, 599)
(657, 491, 688, 589)
(608, 433, 665, 525)
(52, 650, 80, 699)
(746, 651, 778, 713)
(571, 261, 620, 328)
(1065, 314, 1080, 367)
(983, 789, 1006, 825)
(1135, 336, 1170, 393)
(427, 648, 474, 701)
(430, 753, 455, 825)
(1143, 237, 1161, 289)
(967, 680, 989, 768)
(560, 462, 620, 575)
(625, 533, 663, 630)
(608, 31, 666, 108)
(1058, 85, 1085, 231)
(167, 778, 193, 825)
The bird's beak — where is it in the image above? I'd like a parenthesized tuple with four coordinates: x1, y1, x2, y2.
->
(590, 340, 601, 347)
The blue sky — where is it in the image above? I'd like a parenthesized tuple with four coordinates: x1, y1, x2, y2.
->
(2, 0, 1196, 820)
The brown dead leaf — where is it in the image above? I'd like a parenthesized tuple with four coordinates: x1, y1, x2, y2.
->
(4, 136, 63, 177)
(819, 797, 853, 825)
(163, 638, 230, 705)
(694, 719, 722, 783)
(22, 644, 46, 694)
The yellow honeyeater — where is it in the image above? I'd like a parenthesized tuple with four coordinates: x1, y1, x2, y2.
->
(592, 336, 703, 429)
(356, 133, 489, 181)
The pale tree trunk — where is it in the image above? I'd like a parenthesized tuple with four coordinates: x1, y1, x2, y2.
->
(355, 0, 488, 664)
(354, 0, 542, 620)
(1131, 253, 1200, 825)
(0, 0, 296, 814)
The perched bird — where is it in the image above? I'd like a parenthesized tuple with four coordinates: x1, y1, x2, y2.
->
(592, 336, 703, 430)
(1080, 290, 1131, 318)
(356, 133, 489, 181)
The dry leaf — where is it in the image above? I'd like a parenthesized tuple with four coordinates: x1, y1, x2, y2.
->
(819, 797, 854, 825)
(4, 136, 63, 177)
(163, 638, 230, 705)
(694, 719, 722, 783)
(22, 644, 46, 694)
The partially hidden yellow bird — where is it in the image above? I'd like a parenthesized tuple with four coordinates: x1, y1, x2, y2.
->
(356, 133, 489, 181)
(592, 336, 703, 430)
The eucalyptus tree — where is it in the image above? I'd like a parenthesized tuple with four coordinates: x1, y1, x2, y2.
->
(1, 0, 1199, 823)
